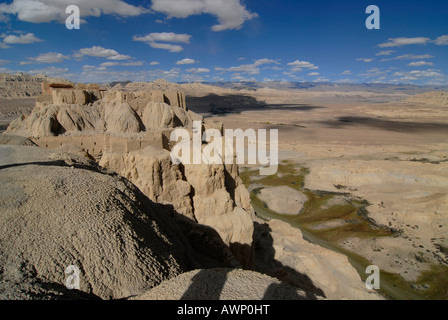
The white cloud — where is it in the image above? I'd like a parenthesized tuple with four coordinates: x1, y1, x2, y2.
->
(253, 58, 278, 66)
(3, 32, 42, 44)
(28, 66, 74, 78)
(107, 54, 132, 61)
(434, 35, 448, 45)
(0, 0, 149, 23)
(215, 64, 259, 75)
(100, 61, 143, 67)
(133, 32, 191, 44)
(78, 46, 131, 60)
(176, 58, 196, 65)
(308, 72, 319, 76)
(379, 37, 431, 48)
(151, 0, 258, 31)
(313, 77, 329, 83)
(356, 58, 374, 63)
(287, 60, 318, 72)
(150, 61, 160, 66)
(23, 52, 68, 64)
(359, 68, 391, 78)
(214, 58, 277, 75)
(341, 70, 352, 75)
(376, 50, 395, 56)
(408, 61, 434, 67)
(147, 42, 184, 53)
(133, 32, 191, 52)
(0, 59, 10, 65)
(100, 62, 119, 67)
(232, 75, 256, 81)
(381, 54, 434, 62)
(391, 69, 445, 83)
(186, 67, 210, 74)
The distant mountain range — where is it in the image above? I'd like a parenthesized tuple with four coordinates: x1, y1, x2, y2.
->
(189, 81, 448, 95)
(1, 73, 447, 99)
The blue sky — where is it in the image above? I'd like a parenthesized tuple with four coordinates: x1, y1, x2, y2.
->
(0, 0, 447, 84)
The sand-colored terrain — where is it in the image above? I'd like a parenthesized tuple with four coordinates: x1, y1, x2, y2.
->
(1, 76, 446, 299)
(203, 89, 448, 299)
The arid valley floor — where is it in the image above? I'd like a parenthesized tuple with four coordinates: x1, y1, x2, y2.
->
(201, 88, 448, 299)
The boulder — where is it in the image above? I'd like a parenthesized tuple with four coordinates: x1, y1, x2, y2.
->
(255, 219, 384, 300)
(104, 101, 142, 133)
(131, 268, 316, 300)
(0, 145, 195, 300)
(100, 147, 255, 268)
(258, 186, 307, 215)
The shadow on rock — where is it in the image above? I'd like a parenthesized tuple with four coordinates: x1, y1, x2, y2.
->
(253, 221, 326, 300)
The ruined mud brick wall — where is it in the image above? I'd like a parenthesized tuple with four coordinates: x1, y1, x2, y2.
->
(32, 130, 174, 160)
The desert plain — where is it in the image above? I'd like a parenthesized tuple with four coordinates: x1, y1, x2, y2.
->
(200, 87, 448, 299)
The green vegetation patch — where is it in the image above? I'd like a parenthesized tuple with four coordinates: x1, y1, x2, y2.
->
(242, 160, 448, 300)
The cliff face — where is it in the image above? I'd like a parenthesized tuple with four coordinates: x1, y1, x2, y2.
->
(100, 147, 255, 268)
(6, 82, 256, 269)
(0, 145, 196, 300)
(0, 73, 74, 99)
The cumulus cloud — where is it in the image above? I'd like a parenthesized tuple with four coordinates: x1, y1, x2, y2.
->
(100, 61, 143, 67)
(151, 0, 258, 31)
(356, 58, 374, 63)
(434, 35, 448, 46)
(379, 37, 431, 48)
(381, 54, 434, 62)
(308, 72, 319, 76)
(408, 61, 434, 67)
(133, 32, 191, 52)
(253, 58, 278, 66)
(78, 46, 131, 60)
(21, 52, 68, 64)
(186, 67, 210, 74)
(215, 58, 278, 75)
(392, 69, 445, 83)
(176, 58, 196, 65)
(3, 32, 42, 44)
(28, 66, 74, 78)
(376, 50, 395, 56)
(287, 60, 319, 72)
(147, 42, 184, 53)
(134, 32, 191, 44)
(0, 0, 148, 23)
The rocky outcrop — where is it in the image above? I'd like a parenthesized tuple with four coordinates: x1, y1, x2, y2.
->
(0, 133, 36, 146)
(0, 145, 197, 300)
(255, 219, 384, 300)
(131, 268, 318, 300)
(0, 73, 73, 99)
(258, 186, 307, 215)
(99, 146, 256, 268)
(7, 89, 195, 138)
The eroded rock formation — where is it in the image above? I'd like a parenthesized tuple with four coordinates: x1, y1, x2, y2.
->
(0, 145, 197, 300)
(5, 82, 256, 269)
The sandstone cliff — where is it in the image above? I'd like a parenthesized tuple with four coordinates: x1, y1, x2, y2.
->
(0, 145, 198, 299)
(0, 73, 73, 99)
(5, 83, 257, 269)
